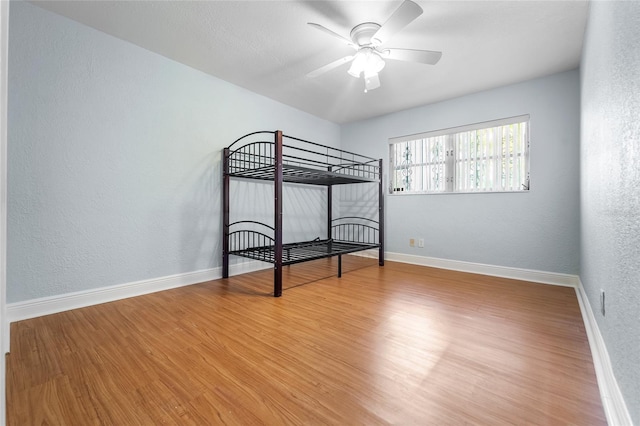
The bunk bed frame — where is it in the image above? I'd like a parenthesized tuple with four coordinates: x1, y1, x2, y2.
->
(222, 130, 384, 297)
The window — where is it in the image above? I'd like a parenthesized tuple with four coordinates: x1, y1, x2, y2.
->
(389, 115, 530, 194)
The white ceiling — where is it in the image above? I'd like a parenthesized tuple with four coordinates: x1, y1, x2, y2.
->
(30, 0, 589, 124)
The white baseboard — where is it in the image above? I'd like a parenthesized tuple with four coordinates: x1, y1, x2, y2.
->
(6, 252, 576, 330)
(575, 278, 632, 426)
(353, 250, 579, 287)
(4, 260, 270, 351)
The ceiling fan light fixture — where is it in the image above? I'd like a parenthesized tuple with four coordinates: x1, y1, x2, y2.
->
(368, 51, 386, 74)
(347, 51, 367, 78)
(348, 48, 386, 80)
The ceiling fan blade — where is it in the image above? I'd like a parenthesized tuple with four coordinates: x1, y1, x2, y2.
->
(384, 48, 442, 65)
(364, 73, 381, 91)
(372, 0, 423, 45)
(308, 23, 356, 48)
(307, 56, 354, 78)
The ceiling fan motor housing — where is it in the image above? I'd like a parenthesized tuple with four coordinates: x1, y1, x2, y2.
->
(350, 22, 382, 46)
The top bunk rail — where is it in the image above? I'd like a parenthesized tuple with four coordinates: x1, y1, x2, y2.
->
(224, 130, 381, 186)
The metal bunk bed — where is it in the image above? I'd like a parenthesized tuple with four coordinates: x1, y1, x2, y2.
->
(222, 130, 384, 297)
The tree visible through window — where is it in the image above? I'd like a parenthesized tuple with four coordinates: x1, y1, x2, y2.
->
(390, 115, 530, 194)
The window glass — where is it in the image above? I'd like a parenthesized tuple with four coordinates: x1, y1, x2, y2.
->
(389, 116, 530, 194)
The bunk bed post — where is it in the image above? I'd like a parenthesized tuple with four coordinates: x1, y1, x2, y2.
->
(222, 148, 230, 278)
(378, 159, 385, 266)
(274, 130, 284, 297)
(327, 166, 332, 241)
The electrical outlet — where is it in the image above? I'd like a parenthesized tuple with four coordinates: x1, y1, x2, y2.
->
(409, 238, 415, 247)
(418, 238, 424, 248)
(600, 290, 605, 316)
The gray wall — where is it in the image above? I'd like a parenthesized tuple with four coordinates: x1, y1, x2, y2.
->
(8, 2, 339, 303)
(341, 70, 580, 274)
(580, 1, 640, 423)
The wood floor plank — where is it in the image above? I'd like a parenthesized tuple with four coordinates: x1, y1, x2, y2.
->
(6, 258, 606, 425)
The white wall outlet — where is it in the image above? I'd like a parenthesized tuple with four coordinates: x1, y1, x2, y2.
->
(409, 238, 415, 247)
(418, 238, 424, 248)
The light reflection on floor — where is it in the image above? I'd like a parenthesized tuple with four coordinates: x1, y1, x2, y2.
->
(366, 294, 451, 424)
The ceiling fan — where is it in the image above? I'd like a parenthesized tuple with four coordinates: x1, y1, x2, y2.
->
(307, 0, 442, 92)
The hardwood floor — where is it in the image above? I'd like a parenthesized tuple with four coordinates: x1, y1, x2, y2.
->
(6, 258, 606, 425)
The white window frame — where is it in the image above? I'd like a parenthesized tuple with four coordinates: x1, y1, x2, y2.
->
(389, 115, 530, 195)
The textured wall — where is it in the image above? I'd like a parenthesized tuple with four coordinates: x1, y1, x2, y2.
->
(341, 71, 581, 274)
(580, 1, 640, 423)
(7, 2, 339, 303)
